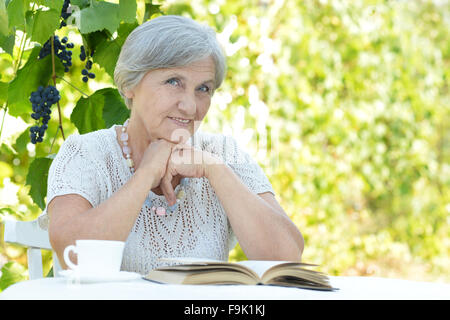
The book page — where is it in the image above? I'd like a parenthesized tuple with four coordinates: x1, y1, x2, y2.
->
(236, 261, 293, 279)
(157, 258, 307, 281)
(158, 257, 259, 279)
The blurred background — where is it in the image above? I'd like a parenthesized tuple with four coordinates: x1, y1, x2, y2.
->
(1, 0, 449, 289)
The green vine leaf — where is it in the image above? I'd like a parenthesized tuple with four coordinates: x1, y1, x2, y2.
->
(41, 0, 64, 12)
(71, 89, 105, 134)
(0, 33, 14, 55)
(92, 38, 121, 78)
(6, 0, 26, 31)
(30, 8, 60, 45)
(143, 0, 163, 21)
(101, 87, 130, 128)
(25, 157, 53, 210)
(0, 0, 11, 36)
(0, 262, 28, 291)
(119, 0, 137, 24)
(71, 88, 129, 134)
(0, 80, 8, 105)
(78, 0, 121, 34)
(93, 22, 137, 78)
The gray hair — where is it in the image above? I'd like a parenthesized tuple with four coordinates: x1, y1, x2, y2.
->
(114, 15, 227, 109)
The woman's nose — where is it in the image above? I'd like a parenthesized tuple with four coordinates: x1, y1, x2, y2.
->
(178, 93, 196, 116)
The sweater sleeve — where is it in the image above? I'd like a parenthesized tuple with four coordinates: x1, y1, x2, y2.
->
(199, 133, 275, 196)
(45, 134, 102, 212)
(223, 136, 275, 196)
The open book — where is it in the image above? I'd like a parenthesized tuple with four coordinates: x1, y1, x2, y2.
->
(144, 257, 335, 291)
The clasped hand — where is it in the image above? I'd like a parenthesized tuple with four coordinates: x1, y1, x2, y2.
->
(138, 139, 223, 206)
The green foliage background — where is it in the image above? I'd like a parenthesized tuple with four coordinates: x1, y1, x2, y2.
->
(0, 0, 449, 291)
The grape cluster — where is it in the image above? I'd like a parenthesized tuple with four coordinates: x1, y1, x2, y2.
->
(60, 0, 71, 28)
(79, 45, 96, 82)
(38, 35, 74, 72)
(29, 85, 61, 144)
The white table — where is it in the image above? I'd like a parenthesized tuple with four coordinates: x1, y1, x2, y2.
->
(1, 276, 449, 300)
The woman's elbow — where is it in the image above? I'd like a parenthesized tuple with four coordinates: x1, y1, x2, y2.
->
(296, 233, 305, 261)
(287, 228, 304, 262)
(48, 220, 68, 263)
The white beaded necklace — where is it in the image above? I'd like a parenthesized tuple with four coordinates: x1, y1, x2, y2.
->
(120, 119, 188, 216)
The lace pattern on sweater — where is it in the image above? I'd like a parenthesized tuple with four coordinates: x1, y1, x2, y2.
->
(44, 126, 275, 274)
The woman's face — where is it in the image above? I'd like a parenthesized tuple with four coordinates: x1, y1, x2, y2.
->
(125, 56, 216, 144)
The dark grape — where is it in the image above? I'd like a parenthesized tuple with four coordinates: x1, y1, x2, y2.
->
(61, 0, 71, 19)
(60, 0, 71, 28)
(79, 45, 86, 61)
(81, 58, 96, 82)
(38, 35, 75, 73)
(29, 85, 61, 144)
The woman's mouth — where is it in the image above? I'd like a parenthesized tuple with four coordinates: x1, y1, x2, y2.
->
(168, 117, 192, 126)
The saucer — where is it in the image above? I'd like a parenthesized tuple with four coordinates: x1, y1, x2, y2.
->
(59, 270, 141, 283)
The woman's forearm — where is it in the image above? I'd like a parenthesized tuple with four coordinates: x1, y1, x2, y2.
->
(205, 163, 304, 261)
(50, 168, 157, 269)
(83, 169, 155, 240)
(53, 168, 155, 247)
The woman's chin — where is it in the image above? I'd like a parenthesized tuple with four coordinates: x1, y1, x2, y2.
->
(164, 126, 195, 144)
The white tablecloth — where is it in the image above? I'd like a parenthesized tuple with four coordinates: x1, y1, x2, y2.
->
(1, 276, 449, 300)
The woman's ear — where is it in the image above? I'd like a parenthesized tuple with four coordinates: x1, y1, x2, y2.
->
(124, 89, 134, 99)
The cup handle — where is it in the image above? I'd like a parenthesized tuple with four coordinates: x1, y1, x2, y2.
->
(63, 245, 78, 270)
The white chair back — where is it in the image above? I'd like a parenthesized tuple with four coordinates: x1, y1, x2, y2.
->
(3, 215, 62, 279)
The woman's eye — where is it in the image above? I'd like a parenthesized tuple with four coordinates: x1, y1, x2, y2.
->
(198, 85, 211, 93)
(166, 78, 180, 86)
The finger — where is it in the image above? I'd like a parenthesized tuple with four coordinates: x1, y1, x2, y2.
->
(172, 143, 191, 154)
(171, 145, 194, 166)
(160, 139, 177, 154)
(160, 170, 176, 206)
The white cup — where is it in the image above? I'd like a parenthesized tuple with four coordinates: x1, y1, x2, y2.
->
(63, 240, 125, 276)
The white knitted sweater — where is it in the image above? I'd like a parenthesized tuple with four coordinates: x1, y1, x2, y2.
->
(44, 125, 274, 275)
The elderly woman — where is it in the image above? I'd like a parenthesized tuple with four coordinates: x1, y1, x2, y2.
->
(47, 15, 304, 274)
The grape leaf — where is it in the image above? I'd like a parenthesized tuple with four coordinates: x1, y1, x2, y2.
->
(0, 33, 15, 55)
(71, 88, 129, 134)
(78, 0, 120, 34)
(116, 21, 138, 44)
(13, 127, 29, 154)
(30, 9, 60, 45)
(25, 157, 53, 210)
(93, 22, 137, 78)
(0, 0, 10, 36)
(93, 38, 121, 79)
(70, 0, 89, 7)
(0, 80, 8, 105)
(119, 0, 137, 24)
(143, 0, 163, 21)
(0, 262, 27, 291)
(6, 0, 26, 30)
(70, 90, 105, 134)
(0, 142, 17, 156)
(101, 88, 130, 128)
(41, 0, 64, 12)
(80, 30, 109, 57)
(7, 46, 52, 117)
